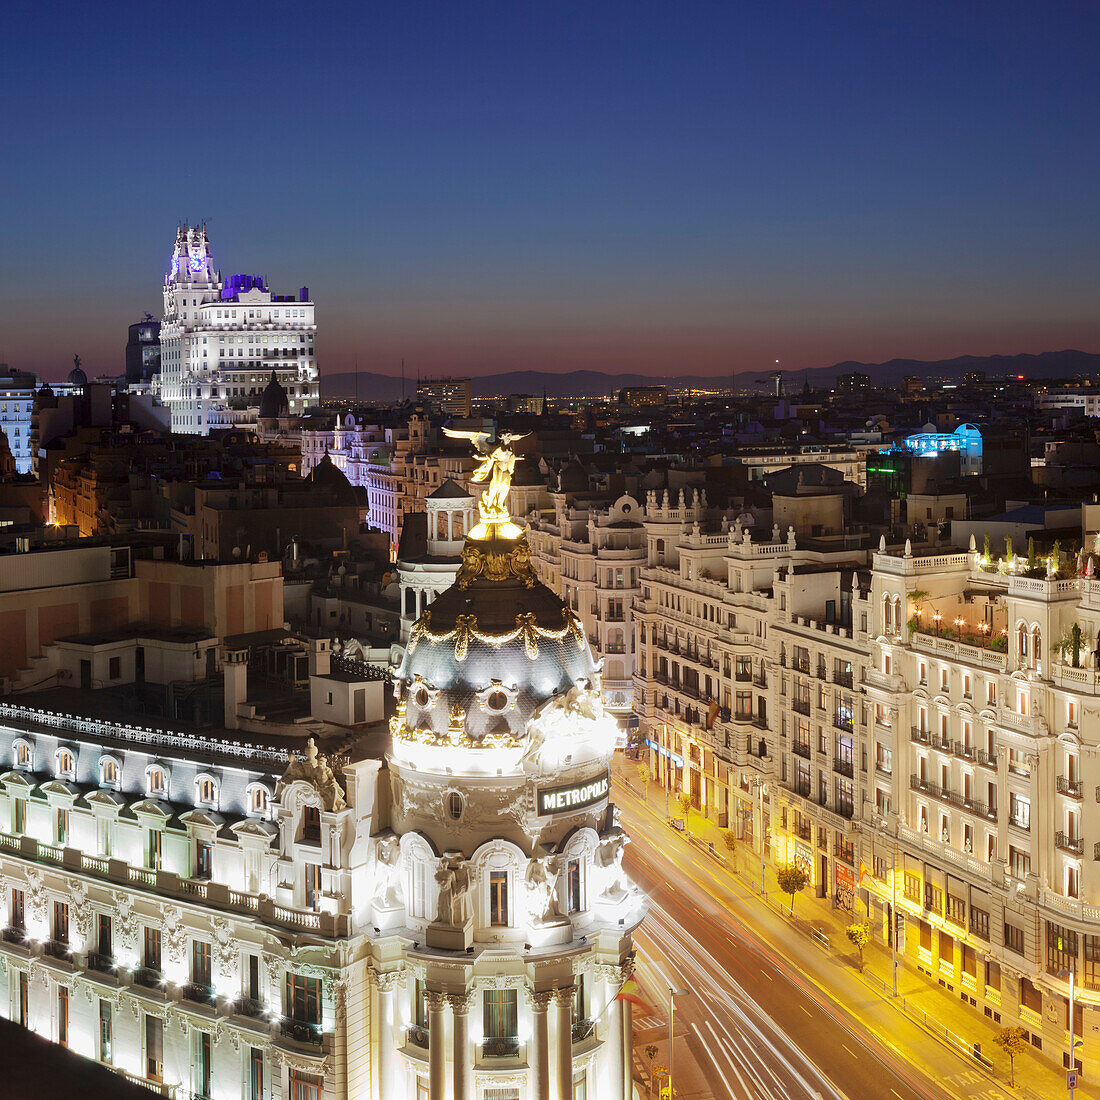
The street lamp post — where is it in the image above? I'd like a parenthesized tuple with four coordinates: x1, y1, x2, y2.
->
(758, 780, 767, 894)
(1059, 964, 1078, 1099)
(668, 987, 691, 1099)
(663, 723, 670, 822)
(890, 845, 898, 998)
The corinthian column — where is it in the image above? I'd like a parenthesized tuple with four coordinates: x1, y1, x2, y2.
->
(552, 986, 575, 1100)
(373, 969, 403, 1100)
(528, 989, 553, 1100)
(448, 991, 475, 1100)
(426, 990, 448, 1100)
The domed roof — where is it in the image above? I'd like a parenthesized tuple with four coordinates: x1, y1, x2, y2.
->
(68, 365, 87, 386)
(258, 370, 289, 419)
(308, 452, 358, 507)
(396, 528, 598, 744)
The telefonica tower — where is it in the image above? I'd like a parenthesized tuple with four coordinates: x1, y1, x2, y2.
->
(156, 223, 319, 434)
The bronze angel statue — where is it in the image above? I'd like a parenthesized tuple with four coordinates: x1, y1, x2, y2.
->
(443, 428, 530, 527)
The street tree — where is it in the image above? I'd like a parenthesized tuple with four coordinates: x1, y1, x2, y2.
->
(637, 763, 650, 800)
(993, 1026, 1028, 1087)
(845, 922, 870, 972)
(776, 863, 810, 916)
(675, 791, 692, 828)
(722, 830, 737, 873)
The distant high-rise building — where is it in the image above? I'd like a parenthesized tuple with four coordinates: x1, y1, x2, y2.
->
(0, 363, 39, 474)
(416, 376, 472, 417)
(619, 385, 667, 408)
(155, 224, 319, 434)
(125, 314, 161, 383)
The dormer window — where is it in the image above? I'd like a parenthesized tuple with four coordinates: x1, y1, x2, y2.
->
(14, 741, 30, 769)
(100, 757, 119, 788)
(197, 777, 216, 806)
(248, 785, 269, 816)
(56, 749, 75, 780)
(147, 767, 167, 798)
(301, 806, 321, 842)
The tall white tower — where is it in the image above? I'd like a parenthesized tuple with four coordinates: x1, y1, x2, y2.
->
(368, 434, 645, 1100)
(155, 224, 319, 434)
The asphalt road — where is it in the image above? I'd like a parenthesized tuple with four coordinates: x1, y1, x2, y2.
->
(619, 776, 1015, 1100)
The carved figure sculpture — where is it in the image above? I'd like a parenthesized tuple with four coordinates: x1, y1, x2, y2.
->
(435, 857, 472, 926)
(524, 856, 560, 924)
(372, 835, 403, 908)
(594, 831, 630, 900)
(442, 429, 530, 526)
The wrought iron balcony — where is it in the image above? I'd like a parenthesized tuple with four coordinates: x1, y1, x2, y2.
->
(953, 741, 975, 761)
(792, 741, 811, 760)
(482, 1036, 521, 1058)
(279, 1018, 323, 1046)
(1057, 776, 1083, 799)
(571, 1018, 595, 1043)
(833, 759, 854, 778)
(134, 966, 163, 988)
(233, 996, 265, 1019)
(181, 982, 216, 1006)
(43, 939, 72, 960)
(1056, 831, 1083, 856)
(85, 951, 115, 973)
(976, 749, 998, 769)
(407, 1024, 429, 1049)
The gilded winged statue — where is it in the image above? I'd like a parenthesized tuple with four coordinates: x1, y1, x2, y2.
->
(443, 428, 530, 526)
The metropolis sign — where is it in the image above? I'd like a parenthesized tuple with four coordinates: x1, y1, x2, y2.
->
(538, 772, 610, 815)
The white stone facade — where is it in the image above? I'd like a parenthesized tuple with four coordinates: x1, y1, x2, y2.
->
(156, 225, 319, 436)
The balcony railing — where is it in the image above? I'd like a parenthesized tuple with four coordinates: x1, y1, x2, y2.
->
(233, 996, 265, 1019)
(794, 658, 810, 674)
(795, 821, 812, 841)
(85, 951, 115, 973)
(834, 671, 854, 689)
(833, 759, 854, 778)
(572, 1019, 595, 1043)
(792, 699, 811, 716)
(482, 1036, 521, 1058)
(1058, 776, 1083, 799)
(834, 801, 855, 820)
(407, 1025, 429, 1049)
(953, 741, 975, 761)
(910, 727, 930, 744)
(1056, 831, 1084, 856)
(792, 742, 811, 760)
(181, 982, 216, 1006)
(976, 749, 997, 769)
(43, 939, 72, 960)
(279, 1019, 323, 1046)
(134, 966, 163, 988)
(834, 716, 854, 733)
(2, 926, 26, 944)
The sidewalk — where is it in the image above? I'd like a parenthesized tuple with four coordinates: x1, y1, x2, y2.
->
(619, 763, 1096, 1100)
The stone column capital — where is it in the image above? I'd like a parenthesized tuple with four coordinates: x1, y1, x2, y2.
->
(526, 988, 554, 1012)
(447, 990, 476, 1014)
(371, 967, 405, 994)
(425, 989, 449, 1013)
(551, 986, 576, 1009)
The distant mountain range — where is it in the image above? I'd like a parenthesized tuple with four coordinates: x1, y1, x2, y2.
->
(319, 349, 1100, 402)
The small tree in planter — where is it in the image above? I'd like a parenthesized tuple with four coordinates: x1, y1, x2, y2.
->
(845, 921, 871, 972)
(675, 791, 692, 830)
(776, 863, 810, 916)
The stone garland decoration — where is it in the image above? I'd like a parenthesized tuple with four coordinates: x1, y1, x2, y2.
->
(407, 608, 586, 663)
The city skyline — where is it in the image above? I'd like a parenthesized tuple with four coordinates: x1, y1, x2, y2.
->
(4, 1, 1100, 381)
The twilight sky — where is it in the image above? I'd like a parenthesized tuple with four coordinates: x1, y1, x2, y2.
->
(3, 0, 1099, 381)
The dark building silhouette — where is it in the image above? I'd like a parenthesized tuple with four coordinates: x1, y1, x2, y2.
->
(125, 315, 161, 383)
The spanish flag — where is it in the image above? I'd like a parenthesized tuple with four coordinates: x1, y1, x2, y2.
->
(707, 699, 719, 730)
(858, 862, 871, 883)
(616, 979, 655, 1014)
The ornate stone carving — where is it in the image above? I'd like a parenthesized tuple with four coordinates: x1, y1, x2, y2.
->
(435, 857, 472, 926)
(446, 990, 476, 1014)
(524, 856, 560, 924)
(551, 986, 576, 1008)
(424, 989, 448, 1013)
(370, 967, 405, 994)
(593, 830, 630, 901)
(371, 835, 403, 908)
(524, 988, 554, 1012)
(276, 737, 347, 812)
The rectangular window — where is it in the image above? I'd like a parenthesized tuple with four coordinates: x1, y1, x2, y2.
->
(18, 971, 27, 1027)
(302, 806, 321, 841)
(56, 808, 69, 845)
(924, 883, 943, 914)
(903, 872, 921, 904)
(11, 888, 24, 931)
(144, 926, 162, 971)
(945, 893, 965, 926)
(305, 863, 322, 911)
(54, 900, 69, 944)
(14, 798, 25, 834)
(286, 973, 322, 1025)
(573, 1069, 588, 1100)
(98, 913, 112, 958)
(147, 829, 162, 871)
(250, 1048, 264, 1100)
(567, 859, 582, 914)
(194, 841, 212, 879)
(490, 871, 509, 926)
(99, 999, 112, 1063)
(1020, 977, 1042, 1014)
(1047, 922, 1079, 977)
(58, 985, 69, 1047)
(483, 986, 519, 1040)
(146, 1015, 164, 1081)
(196, 1031, 212, 1099)
(986, 958, 1001, 992)
(288, 1070, 323, 1100)
(192, 940, 212, 988)
(1005, 923, 1025, 955)
(248, 954, 261, 1002)
(969, 906, 989, 941)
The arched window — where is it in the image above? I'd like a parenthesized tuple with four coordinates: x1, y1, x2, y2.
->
(100, 756, 120, 788)
(884, 595, 893, 633)
(893, 596, 902, 633)
(196, 776, 216, 805)
(1032, 627, 1042, 664)
(147, 766, 167, 797)
(1018, 624, 1028, 659)
(13, 741, 31, 769)
(248, 784, 270, 816)
(56, 748, 75, 779)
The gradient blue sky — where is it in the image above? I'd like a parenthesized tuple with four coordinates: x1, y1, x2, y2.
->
(3, 0, 1099, 381)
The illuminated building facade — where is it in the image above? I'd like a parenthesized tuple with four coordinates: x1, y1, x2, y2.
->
(0, 364, 39, 475)
(156, 224, 319, 435)
(633, 506, 1100, 1073)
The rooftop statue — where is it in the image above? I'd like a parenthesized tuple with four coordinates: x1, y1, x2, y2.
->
(443, 428, 529, 536)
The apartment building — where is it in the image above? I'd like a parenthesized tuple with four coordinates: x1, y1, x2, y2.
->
(633, 512, 1100, 1073)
